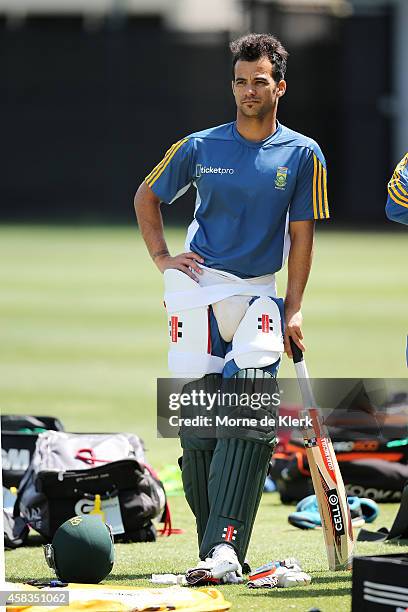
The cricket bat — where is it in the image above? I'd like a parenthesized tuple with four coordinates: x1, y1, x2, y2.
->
(290, 338, 354, 571)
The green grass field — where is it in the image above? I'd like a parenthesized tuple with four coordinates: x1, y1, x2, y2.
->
(1, 225, 407, 611)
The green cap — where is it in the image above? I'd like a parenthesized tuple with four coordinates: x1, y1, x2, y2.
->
(44, 515, 114, 583)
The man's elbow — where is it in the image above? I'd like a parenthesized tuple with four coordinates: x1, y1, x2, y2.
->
(134, 181, 161, 224)
(134, 182, 144, 213)
(134, 181, 148, 212)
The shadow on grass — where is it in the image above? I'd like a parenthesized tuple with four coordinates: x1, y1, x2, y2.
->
(7, 576, 52, 584)
(237, 586, 351, 599)
(106, 574, 152, 581)
(26, 535, 47, 547)
(385, 538, 408, 546)
(8, 575, 154, 585)
(312, 575, 352, 584)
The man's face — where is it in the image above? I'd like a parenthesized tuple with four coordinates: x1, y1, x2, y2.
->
(232, 57, 286, 118)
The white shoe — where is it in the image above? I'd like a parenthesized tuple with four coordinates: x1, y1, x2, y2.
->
(185, 544, 242, 585)
(211, 544, 243, 583)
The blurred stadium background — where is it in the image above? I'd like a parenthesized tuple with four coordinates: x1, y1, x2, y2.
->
(0, 0, 407, 224)
(2, 2, 407, 608)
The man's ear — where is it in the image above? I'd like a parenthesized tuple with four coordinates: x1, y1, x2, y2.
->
(231, 80, 235, 95)
(276, 79, 287, 98)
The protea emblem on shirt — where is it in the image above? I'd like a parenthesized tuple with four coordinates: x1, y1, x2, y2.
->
(275, 166, 288, 190)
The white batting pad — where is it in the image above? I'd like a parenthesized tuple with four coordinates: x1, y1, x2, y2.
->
(225, 297, 284, 369)
(164, 270, 223, 377)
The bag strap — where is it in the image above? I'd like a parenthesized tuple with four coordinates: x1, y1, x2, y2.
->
(13, 490, 22, 519)
(144, 463, 183, 536)
(75, 448, 111, 465)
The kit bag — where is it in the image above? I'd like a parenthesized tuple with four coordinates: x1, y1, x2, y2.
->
(270, 424, 408, 504)
(14, 431, 167, 542)
(1, 415, 64, 488)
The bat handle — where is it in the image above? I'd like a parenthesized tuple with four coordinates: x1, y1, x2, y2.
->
(289, 337, 304, 364)
(290, 337, 316, 408)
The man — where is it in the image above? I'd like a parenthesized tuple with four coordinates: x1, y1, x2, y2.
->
(385, 152, 408, 366)
(386, 153, 408, 225)
(135, 33, 329, 584)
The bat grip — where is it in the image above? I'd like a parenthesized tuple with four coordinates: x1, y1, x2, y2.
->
(290, 338, 316, 409)
(289, 337, 304, 364)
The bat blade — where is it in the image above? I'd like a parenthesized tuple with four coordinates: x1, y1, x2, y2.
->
(304, 408, 354, 571)
(289, 339, 354, 570)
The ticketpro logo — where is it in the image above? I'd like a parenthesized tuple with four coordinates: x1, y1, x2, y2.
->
(195, 164, 235, 178)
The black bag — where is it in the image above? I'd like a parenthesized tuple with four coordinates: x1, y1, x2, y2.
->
(1, 415, 64, 488)
(15, 431, 167, 542)
(3, 510, 29, 549)
(352, 554, 408, 611)
(270, 426, 408, 504)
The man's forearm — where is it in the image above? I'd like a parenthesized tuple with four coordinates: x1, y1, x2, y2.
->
(134, 181, 170, 263)
(285, 221, 314, 309)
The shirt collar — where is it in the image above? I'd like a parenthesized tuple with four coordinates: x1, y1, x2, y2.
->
(232, 120, 282, 148)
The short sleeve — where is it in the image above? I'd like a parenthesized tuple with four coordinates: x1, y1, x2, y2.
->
(289, 146, 330, 221)
(145, 137, 194, 204)
(386, 154, 408, 225)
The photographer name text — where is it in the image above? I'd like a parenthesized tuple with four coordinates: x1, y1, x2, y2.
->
(168, 415, 312, 428)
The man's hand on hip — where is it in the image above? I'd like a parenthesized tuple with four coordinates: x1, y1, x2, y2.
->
(284, 307, 305, 357)
(155, 251, 204, 282)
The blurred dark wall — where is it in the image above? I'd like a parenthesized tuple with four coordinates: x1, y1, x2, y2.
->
(0, 8, 392, 224)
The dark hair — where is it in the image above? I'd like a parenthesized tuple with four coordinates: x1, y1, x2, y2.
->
(230, 33, 288, 82)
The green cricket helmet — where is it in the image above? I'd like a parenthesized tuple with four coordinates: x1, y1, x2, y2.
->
(44, 515, 114, 583)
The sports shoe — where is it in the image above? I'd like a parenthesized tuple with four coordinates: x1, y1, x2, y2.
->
(185, 543, 242, 585)
(288, 494, 364, 530)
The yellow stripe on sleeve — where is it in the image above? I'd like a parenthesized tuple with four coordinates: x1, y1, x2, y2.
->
(145, 141, 179, 185)
(394, 178, 408, 199)
(322, 166, 330, 218)
(388, 185, 408, 208)
(146, 138, 189, 188)
(317, 161, 324, 219)
(312, 154, 318, 219)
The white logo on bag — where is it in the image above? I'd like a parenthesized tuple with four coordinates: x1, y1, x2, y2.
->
(2, 448, 30, 471)
(74, 497, 125, 535)
(74, 499, 96, 515)
(346, 484, 401, 502)
(195, 164, 234, 177)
